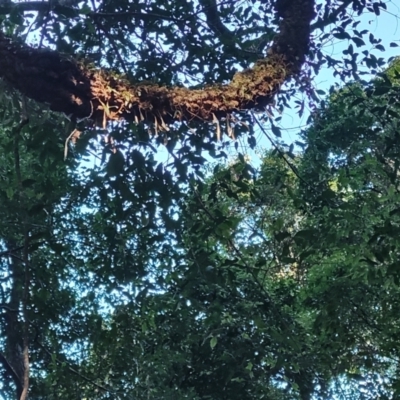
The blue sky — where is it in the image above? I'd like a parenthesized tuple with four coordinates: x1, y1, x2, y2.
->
(278, 0, 400, 145)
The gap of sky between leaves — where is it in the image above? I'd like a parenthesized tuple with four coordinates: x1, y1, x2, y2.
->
(150, 1, 400, 173)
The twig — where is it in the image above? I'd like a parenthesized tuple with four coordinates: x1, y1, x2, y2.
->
(252, 112, 310, 186)
(64, 129, 81, 160)
(311, 0, 353, 31)
(95, 22, 128, 73)
(36, 340, 120, 395)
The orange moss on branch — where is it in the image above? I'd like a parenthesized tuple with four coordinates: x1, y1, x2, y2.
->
(0, 0, 315, 129)
(90, 56, 287, 125)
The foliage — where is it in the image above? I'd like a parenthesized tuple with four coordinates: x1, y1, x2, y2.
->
(0, 1, 398, 400)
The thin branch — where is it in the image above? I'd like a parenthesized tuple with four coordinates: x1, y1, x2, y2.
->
(0, 1, 182, 23)
(198, 0, 271, 61)
(191, 185, 294, 333)
(0, 246, 24, 258)
(198, 0, 232, 37)
(252, 113, 310, 186)
(311, 0, 353, 31)
(0, 1, 51, 13)
(0, 304, 18, 311)
(89, 10, 181, 22)
(36, 340, 121, 396)
(94, 21, 128, 73)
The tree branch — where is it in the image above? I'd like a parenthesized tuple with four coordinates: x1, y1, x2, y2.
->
(0, 352, 23, 395)
(311, 0, 353, 31)
(0, 0, 315, 132)
(0, 0, 182, 23)
(199, 0, 232, 37)
(36, 339, 119, 396)
(0, 0, 51, 14)
(198, 0, 273, 61)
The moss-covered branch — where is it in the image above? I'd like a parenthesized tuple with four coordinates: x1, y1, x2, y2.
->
(0, 0, 315, 128)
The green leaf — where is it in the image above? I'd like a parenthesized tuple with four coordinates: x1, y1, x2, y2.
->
(22, 178, 36, 188)
(271, 124, 281, 138)
(9, 8, 23, 25)
(210, 336, 218, 349)
(106, 150, 125, 176)
(352, 37, 365, 47)
(333, 32, 351, 40)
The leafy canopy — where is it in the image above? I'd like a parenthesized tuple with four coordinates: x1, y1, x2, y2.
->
(0, 0, 398, 400)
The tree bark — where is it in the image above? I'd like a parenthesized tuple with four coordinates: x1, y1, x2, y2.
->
(2, 240, 24, 399)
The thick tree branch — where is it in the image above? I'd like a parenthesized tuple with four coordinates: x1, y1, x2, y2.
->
(0, 352, 22, 396)
(0, 0, 315, 130)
